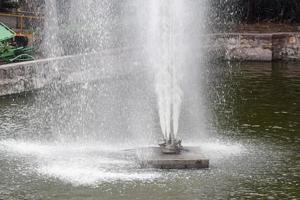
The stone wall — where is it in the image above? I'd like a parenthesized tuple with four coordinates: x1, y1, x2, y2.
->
(211, 32, 300, 61)
(272, 34, 300, 60)
(1, 33, 300, 96)
(0, 61, 38, 96)
(0, 47, 144, 96)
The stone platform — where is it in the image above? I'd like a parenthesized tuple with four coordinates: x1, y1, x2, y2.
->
(137, 147, 209, 169)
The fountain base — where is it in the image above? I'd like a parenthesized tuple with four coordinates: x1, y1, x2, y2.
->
(137, 147, 209, 169)
(159, 139, 183, 154)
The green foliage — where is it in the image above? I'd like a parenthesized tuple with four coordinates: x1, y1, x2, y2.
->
(243, 0, 300, 23)
(211, 0, 300, 24)
(0, 0, 20, 9)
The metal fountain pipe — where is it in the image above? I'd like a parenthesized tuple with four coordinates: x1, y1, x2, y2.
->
(159, 119, 183, 154)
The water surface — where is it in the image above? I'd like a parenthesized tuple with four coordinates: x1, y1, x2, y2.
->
(0, 61, 299, 200)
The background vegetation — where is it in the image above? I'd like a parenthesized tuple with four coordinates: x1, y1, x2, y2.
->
(211, 0, 300, 24)
(209, 0, 300, 32)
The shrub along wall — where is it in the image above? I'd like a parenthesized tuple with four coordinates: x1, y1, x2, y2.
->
(209, 0, 300, 31)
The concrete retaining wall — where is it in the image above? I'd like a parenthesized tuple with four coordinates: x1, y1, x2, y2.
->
(1, 32, 300, 96)
(0, 62, 38, 96)
(0, 47, 144, 96)
(211, 32, 300, 61)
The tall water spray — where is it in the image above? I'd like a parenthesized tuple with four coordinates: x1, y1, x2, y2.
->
(39, 0, 207, 145)
(147, 0, 208, 142)
(148, 0, 187, 141)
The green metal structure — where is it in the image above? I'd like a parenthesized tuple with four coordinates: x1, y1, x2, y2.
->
(0, 22, 34, 63)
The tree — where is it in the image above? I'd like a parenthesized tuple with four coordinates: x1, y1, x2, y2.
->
(211, 0, 300, 24)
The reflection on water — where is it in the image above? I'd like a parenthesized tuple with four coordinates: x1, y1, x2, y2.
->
(208, 62, 300, 137)
(0, 62, 299, 200)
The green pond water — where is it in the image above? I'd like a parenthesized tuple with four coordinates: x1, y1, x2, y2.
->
(0, 61, 299, 200)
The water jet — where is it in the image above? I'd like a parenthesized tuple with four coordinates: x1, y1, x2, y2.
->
(138, 0, 210, 169)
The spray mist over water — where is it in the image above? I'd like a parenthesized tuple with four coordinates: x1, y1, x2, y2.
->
(42, 0, 62, 58)
(40, 0, 209, 143)
(0, 0, 254, 187)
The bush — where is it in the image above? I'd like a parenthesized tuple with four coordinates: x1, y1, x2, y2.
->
(211, 0, 300, 24)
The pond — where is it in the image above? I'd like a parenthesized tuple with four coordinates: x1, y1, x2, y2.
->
(0, 61, 299, 200)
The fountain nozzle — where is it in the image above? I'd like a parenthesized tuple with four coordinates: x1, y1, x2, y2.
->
(159, 138, 183, 154)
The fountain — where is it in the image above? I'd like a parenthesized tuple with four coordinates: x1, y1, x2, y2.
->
(1, 0, 209, 176)
(1, 1, 299, 197)
(135, 0, 209, 168)
(146, 0, 184, 153)
(46, 0, 210, 168)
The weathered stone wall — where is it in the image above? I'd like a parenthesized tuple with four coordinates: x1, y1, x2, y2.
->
(272, 33, 300, 60)
(1, 33, 300, 96)
(225, 34, 272, 61)
(0, 60, 42, 96)
(0, 47, 144, 96)
(211, 32, 300, 61)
